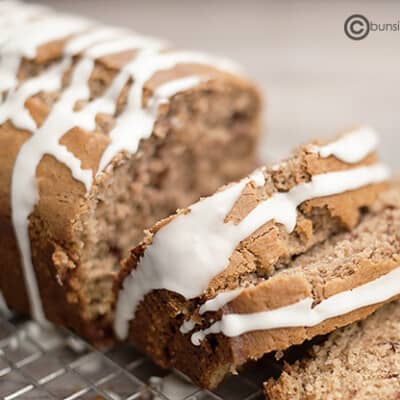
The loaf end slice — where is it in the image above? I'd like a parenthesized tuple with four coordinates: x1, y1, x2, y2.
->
(0, 2, 261, 342)
(265, 300, 400, 400)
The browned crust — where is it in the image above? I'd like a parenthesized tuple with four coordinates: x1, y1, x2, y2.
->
(0, 19, 261, 341)
(120, 136, 390, 388)
(125, 202, 399, 388)
(264, 299, 400, 400)
(226, 259, 399, 366)
(122, 148, 383, 290)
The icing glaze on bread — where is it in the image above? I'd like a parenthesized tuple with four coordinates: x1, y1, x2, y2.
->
(115, 127, 388, 339)
(0, 1, 261, 340)
(118, 127, 396, 387)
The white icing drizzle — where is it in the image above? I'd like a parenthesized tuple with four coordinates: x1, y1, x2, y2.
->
(248, 169, 266, 187)
(0, 1, 49, 47)
(0, 60, 69, 130)
(199, 289, 243, 315)
(96, 71, 209, 176)
(0, 2, 49, 26)
(3, 1, 239, 322)
(190, 266, 400, 345)
(0, 55, 23, 93)
(237, 164, 389, 233)
(114, 159, 389, 339)
(97, 49, 240, 173)
(180, 319, 196, 335)
(8, 48, 126, 322)
(11, 58, 95, 322)
(11, 45, 138, 322)
(2, 14, 92, 58)
(179, 288, 243, 334)
(318, 126, 378, 163)
(0, 0, 48, 16)
(149, 75, 208, 107)
(0, 5, 88, 94)
(64, 27, 128, 55)
(106, 74, 208, 164)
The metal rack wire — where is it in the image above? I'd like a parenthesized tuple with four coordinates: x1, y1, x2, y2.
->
(0, 307, 266, 400)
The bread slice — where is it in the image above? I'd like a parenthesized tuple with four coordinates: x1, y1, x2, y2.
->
(0, 2, 261, 342)
(265, 299, 400, 400)
(115, 127, 393, 388)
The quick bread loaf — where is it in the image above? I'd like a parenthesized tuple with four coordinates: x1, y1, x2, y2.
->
(0, 1, 261, 341)
(3, 2, 399, 396)
(116, 127, 399, 388)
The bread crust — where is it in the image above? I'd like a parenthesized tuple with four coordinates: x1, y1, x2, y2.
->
(120, 139, 392, 387)
(265, 300, 400, 400)
(0, 10, 261, 341)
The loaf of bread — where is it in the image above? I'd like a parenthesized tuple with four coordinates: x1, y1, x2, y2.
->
(265, 299, 400, 400)
(0, 1, 261, 342)
(115, 127, 399, 388)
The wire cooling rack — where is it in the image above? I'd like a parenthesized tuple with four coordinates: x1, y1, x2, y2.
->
(0, 306, 267, 400)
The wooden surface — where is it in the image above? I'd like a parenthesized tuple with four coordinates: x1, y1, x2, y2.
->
(29, 0, 400, 167)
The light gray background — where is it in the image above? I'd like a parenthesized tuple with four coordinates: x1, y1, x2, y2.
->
(28, 0, 400, 166)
